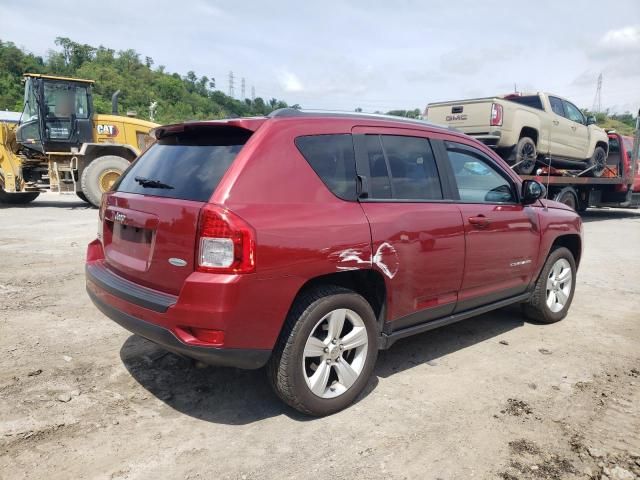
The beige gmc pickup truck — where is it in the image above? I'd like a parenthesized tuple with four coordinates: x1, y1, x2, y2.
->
(426, 92, 609, 176)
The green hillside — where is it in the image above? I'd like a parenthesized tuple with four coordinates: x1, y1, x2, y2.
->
(0, 38, 294, 124)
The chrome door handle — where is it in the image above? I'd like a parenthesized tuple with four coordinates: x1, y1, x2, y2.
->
(552, 120, 559, 126)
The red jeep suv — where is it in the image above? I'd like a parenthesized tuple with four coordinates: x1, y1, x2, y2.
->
(86, 110, 582, 416)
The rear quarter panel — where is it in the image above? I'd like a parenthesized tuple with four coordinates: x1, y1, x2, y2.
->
(212, 119, 374, 344)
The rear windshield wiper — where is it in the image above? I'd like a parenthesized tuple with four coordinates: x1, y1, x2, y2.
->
(134, 176, 174, 189)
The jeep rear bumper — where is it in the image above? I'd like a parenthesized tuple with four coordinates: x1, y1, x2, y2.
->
(87, 288, 271, 369)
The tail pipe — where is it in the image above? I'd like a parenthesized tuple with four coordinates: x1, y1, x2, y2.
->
(111, 90, 121, 115)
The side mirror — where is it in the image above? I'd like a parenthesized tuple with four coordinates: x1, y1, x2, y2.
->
(586, 116, 597, 126)
(521, 180, 546, 205)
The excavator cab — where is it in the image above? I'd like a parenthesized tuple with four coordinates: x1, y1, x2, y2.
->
(16, 74, 94, 153)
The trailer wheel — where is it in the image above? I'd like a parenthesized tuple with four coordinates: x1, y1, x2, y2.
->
(553, 187, 578, 210)
(76, 192, 89, 203)
(510, 137, 537, 175)
(0, 188, 40, 204)
(80, 155, 130, 207)
(586, 146, 606, 178)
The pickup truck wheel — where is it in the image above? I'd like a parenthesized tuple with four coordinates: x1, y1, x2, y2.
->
(586, 146, 606, 177)
(510, 137, 537, 175)
(523, 247, 576, 324)
(267, 285, 378, 416)
(553, 187, 577, 210)
(80, 155, 130, 207)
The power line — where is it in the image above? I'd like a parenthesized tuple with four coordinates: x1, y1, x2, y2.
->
(251, 85, 255, 101)
(241, 77, 246, 99)
(592, 73, 602, 113)
(228, 71, 235, 98)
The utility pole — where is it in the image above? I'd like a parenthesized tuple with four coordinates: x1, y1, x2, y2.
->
(592, 73, 602, 113)
(251, 86, 255, 101)
(241, 77, 246, 99)
(228, 71, 235, 98)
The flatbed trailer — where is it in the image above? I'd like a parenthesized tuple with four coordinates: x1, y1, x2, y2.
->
(519, 110, 640, 212)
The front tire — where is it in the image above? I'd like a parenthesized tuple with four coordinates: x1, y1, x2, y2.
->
(523, 247, 576, 324)
(267, 286, 378, 416)
(80, 155, 130, 207)
(586, 146, 606, 178)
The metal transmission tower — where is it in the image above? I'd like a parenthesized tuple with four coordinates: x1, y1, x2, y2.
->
(241, 77, 246, 99)
(228, 71, 235, 98)
(251, 86, 255, 101)
(592, 73, 602, 113)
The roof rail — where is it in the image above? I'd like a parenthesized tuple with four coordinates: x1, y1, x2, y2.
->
(268, 108, 449, 129)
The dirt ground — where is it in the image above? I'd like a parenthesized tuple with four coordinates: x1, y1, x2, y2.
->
(1, 193, 639, 480)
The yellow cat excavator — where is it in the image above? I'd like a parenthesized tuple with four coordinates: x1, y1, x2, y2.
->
(0, 74, 158, 206)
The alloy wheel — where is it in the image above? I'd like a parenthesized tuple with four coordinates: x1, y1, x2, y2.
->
(546, 258, 572, 313)
(302, 308, 369, 399)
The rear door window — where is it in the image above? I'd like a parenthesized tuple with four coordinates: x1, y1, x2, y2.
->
(549, 96, 566, 117)
(295, 134, 357, 200)
(362, 134, 443, 200)
(114, 126, 252, 202)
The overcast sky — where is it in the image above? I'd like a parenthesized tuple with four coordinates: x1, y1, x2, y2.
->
(1, 0, 639, 114)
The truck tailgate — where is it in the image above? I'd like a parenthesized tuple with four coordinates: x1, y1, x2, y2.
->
(427, 99, 494, 130)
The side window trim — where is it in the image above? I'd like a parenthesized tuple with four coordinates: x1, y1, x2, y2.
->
(430, 139, 460, 201)
(443, 141, 520, 204)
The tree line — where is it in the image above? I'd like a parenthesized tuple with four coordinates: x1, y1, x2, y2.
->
(0, 37, 294, 124)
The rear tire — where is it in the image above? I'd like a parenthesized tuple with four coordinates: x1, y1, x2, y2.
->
(76, 191, 89, 203)
(80, 155, 130, 207)
(509, 137, 537, 175)
(586, 146, 606, 178)
(523, 247, 576, 324)
(267, 285, 378, 416)
(0, 188, 40, 204)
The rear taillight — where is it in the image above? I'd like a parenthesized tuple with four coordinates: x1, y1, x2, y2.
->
(490, 103, 503, 126)
(196, 204, 256, 274)
(98, 194, 107, 240)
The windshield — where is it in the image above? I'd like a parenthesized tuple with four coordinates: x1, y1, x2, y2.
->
(43, 81, 90, 119)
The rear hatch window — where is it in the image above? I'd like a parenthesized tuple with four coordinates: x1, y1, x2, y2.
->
(114, 126, 252, 201)
(102, 125, 253, 294)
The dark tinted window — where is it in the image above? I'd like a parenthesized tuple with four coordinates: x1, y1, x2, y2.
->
(295, 134, 357, 200)
(549, 96, 565, 117)
(506, 95, 543, 110)
(446, 143, 516, 203)
(365, 135, 392, 198)
(609, 137, 620, 153)
(114, 126, 251, 202)
(379, 135, 442, 200)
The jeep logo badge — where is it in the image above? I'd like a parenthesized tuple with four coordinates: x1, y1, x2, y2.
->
(168, 258, 187, 267)
(114, 212, 126, 223)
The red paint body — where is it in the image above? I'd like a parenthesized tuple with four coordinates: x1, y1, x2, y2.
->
(86, 114, 583, 367)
